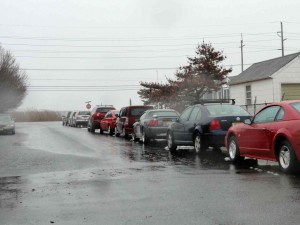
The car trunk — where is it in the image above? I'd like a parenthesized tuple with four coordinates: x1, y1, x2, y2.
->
(214, 115, 251, 131)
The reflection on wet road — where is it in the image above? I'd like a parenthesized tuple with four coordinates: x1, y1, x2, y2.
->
(1, 122, 300, 225)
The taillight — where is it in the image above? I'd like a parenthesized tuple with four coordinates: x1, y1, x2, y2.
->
(124, 117, 128, 126)
(148, 119, 158, 127)
(210, 119, 221, 131)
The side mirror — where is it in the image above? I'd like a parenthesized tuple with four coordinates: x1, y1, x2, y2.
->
(244, 119, 251, 125)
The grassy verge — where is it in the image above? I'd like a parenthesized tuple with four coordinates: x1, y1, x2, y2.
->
(12, 110, 62, 122)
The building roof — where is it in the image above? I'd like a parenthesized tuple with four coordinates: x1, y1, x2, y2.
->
(229, 52, 300, 85)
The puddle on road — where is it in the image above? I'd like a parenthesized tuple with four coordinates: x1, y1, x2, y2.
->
(0, 176, 22, 209)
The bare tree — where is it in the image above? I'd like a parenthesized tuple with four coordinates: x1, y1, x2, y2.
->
(0, 46, 27, 113)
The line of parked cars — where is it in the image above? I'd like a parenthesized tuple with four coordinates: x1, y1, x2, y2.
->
(62, 110, 91, 127)
(63, 99, 300, 173)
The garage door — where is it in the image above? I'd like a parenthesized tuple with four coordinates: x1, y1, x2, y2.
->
(281, 84, 300, 100)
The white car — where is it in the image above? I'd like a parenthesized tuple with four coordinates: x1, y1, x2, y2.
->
(0, 114, 15, 135)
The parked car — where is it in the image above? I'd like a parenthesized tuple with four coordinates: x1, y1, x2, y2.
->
(225, 100, 300, 173)
(73, 111, 91, 127)
(68, 111, 77, 127)
(62, 111, 72, 126)
(115, 105, 154, 138)
(0, 113, 15, 135)
(167, 100, 251, 153)
(132, 109, 180, 143)
(99, 110, 119, 135)
(87, 105, 116, 133)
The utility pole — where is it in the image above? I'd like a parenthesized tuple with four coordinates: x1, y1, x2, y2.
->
(277, 21, 286, 57)
(240, 33, 245, 72)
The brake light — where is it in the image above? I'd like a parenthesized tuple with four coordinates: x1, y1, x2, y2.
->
(148, 119, 158, 127)
(210, 119, 221, 130)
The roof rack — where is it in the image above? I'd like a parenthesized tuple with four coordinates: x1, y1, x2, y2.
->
(194, 99, 235, 105)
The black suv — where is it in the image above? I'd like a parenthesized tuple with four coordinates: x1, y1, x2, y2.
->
(87, 105, 115, 133)
(167, 100, 251, 153)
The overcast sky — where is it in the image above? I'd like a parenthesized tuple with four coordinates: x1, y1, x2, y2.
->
(0, 0, 299, 111)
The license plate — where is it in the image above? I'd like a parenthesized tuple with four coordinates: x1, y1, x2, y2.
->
(232, 122, 240, 126)
(163, 121, 172, 126)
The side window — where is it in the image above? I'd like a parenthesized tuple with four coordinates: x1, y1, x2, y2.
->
(275, 108, 284, 121)
(180, 107, 193, 121)
(189, 106, 201, 121)
(195, 108, 202, 121)
(120, 108, 126, 117)
(253, 106, 281, 123)
(105, 112, 111, 118)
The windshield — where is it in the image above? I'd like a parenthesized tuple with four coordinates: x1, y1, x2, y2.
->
(0, 114, 11, 121)
(79, 111, 91, 115)
(147, 111, 179, 117)
(206, 105, 250, 117)
(96, 108, 114, 113)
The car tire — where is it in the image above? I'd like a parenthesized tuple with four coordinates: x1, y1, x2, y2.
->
(108, 125, 114, 136)
(115, 127, 120, 137)
(99, 126, 104, 134)
(194, 133, 205, 153)
(132, 131, 139, 142)
(278, 140, 299, 173)
(90, 124, 95, 133)
(228, 136, 244, 162)
(11, 130, 15, 135)
(167, 131, 177, 152)
(142, 130, 150, 144)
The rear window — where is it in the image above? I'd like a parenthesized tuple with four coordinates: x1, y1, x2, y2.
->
(79, 111, 91, 115)
(147, 111, 179, 117)
(130, 107, 152, 116)
(291, 102, 300, 114)
(206, 105, 250, 117)
(96, 108, 114, 113)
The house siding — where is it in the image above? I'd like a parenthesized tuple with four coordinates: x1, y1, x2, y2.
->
(230, 79, 274, 106)
(272, 56, 300, 100)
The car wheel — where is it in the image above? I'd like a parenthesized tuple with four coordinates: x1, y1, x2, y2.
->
(228, 136, 244, 162)
(278, 140, 299, 173)
(11, 130, 15, 135)
(99, 126, 104, 134)
(194, 133, 205, 153)
(142, 131, 150, 144)
(108, 125, 114, 136)
(90, 124, 95, 133)
(167, 132, 177, 152)
(132, 131, 139, 142)
(115, 127, 120, 137)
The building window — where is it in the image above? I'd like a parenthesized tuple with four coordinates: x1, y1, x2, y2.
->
(246, 85, 252, 105)
(223, 89, 230, 99)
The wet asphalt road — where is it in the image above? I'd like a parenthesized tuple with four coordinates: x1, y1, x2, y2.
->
(1, 122, 300, 225)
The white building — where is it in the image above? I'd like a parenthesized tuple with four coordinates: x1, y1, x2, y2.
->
(229, 52, 300, 114)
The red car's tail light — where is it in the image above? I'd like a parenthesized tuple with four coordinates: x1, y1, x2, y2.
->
(148, 119, 158, 127)
(210, 119, 221, 131)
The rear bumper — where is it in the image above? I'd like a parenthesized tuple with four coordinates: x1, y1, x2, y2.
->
(146, 127, 168, 139)
(203, 130, 227, 147)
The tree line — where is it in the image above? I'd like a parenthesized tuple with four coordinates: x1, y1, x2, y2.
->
(0, 46, 27, 113)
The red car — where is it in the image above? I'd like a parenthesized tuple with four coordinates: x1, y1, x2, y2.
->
(87, 105, 116, 133)
(225, 100, 300, 173)
(99, 110, 119, 136)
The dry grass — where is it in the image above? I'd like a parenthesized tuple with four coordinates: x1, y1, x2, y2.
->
(12, 110, 62, 122)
